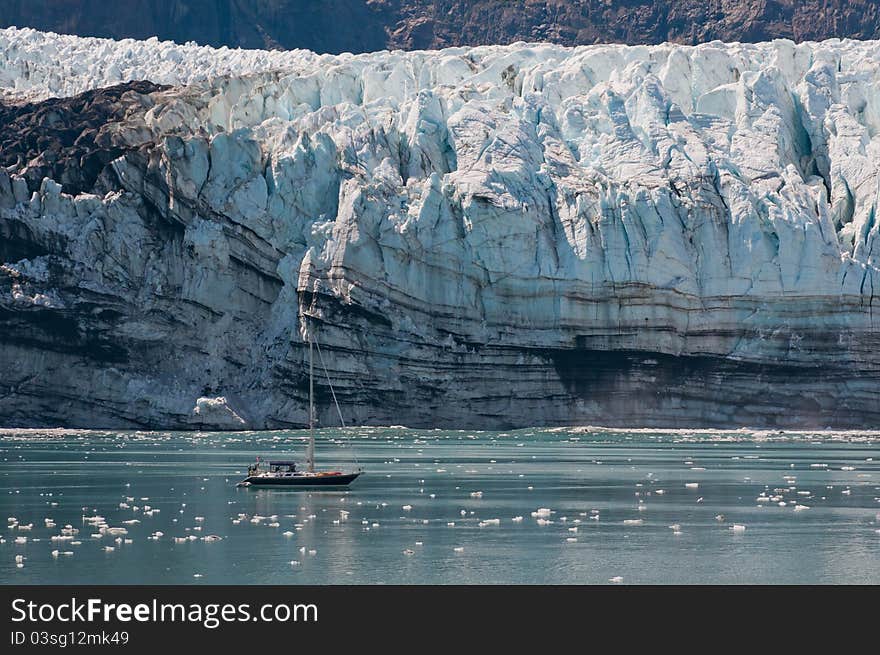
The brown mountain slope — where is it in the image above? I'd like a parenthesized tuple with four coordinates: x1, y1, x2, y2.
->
(3, 1, 880, 54)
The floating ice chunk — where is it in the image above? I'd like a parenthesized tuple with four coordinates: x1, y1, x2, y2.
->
(402, 505, 412, 511)
(470, 491, 483, 498)
(794, 505, 810, 511)
(623, 519, 644, 526)
(609, 576, 623, 584)
(685, 483, 699, 489)
(453, 547, 464, 553)
(730, 524, 747, 533)
(511, 516, 523, 523)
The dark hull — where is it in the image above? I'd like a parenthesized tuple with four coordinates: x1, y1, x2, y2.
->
(242, 472, 361, 487)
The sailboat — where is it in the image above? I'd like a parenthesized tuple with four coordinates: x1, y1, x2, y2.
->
(238, 326, 362, 487)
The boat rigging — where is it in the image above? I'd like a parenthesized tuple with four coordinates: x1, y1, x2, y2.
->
(237, 319, 362, 488)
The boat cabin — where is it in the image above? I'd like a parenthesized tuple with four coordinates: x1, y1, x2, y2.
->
(267, 460, 297, 473)
(247, 459, 298, 477)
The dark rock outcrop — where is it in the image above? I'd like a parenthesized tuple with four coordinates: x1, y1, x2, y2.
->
(0, 81, 167, 195)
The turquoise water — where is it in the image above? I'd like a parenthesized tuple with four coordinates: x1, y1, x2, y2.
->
(1, 427, 878, 584)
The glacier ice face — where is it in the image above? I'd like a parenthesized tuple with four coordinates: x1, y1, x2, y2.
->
(1, 28, 879, 429)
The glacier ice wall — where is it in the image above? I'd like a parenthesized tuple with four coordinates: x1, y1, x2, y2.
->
(1, 28, 879, 428)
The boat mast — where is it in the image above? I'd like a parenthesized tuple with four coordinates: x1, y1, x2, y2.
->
(307, 326, 315, 473)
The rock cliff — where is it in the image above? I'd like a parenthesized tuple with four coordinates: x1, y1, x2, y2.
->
(1, 28, 879, 428)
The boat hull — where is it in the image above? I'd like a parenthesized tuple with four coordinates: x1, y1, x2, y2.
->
(241, 472, 361, 487)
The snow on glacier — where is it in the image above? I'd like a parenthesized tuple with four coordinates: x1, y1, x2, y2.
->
(1, 27, 879, 427)
(2, 28, 878, 310)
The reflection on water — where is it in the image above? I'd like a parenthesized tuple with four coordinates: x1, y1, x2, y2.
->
(1, 427, 878, 584)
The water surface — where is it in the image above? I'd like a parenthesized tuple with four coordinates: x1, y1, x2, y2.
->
(1, 427, 878, 584)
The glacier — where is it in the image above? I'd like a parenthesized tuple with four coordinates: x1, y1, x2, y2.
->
(1, 27, 879, 429)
